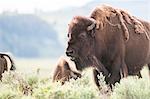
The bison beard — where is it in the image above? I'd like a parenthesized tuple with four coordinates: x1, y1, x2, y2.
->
(52, 56, 81, 85)
(0, 53, 16, 79)
(66, 5, 150, 89)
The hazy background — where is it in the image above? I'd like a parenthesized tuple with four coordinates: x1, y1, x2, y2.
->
(0, 0, 149, 58)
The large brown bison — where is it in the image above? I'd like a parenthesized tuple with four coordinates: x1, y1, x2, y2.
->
(0, 52, 16, 79)
(66, 5, 150, 88)
(52, 56, 81, 84)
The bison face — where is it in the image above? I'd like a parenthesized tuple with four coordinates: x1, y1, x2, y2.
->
(66, 16, 96, 70)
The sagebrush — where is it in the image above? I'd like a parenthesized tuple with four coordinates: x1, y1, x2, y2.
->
(0, 68, 149, 99)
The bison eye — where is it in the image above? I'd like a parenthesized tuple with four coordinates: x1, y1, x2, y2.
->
(78, 32, 86, 39)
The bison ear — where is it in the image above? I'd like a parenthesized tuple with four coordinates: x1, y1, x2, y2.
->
(87, 18, 96, 37)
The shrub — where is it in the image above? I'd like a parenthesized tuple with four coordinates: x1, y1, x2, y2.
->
(33, 69, 100, 99)
(0, 69, 101, 99)
(111, 76, 150, 99)
(0, 69, 149, 99)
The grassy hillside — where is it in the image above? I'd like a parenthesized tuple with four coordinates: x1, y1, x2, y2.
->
(0, 14, 63, 58)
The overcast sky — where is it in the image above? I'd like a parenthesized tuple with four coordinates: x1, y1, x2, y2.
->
(0, 0, 93, 13)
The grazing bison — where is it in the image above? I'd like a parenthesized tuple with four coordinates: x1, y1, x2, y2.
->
(0, 52, 16, 79)
(66, 5, 150, 88)
(52, 56, 81, 84)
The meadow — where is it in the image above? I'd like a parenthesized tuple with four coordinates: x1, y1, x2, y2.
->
(0, 58, 150, 99)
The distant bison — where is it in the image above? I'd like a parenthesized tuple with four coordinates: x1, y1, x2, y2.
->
(52, 56, 81, 84)
(0, 52, 16, 79)
(66, 5, 150, 88)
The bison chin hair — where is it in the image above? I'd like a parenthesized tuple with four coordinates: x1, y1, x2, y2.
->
(73, 55, 95, 71)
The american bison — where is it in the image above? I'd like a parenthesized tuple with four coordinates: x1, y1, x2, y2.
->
(0, 52, 16, 79)
(52, 56, 81, 84)
(66, 5, 150, 88)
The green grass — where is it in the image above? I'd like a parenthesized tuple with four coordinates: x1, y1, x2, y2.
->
(15, 58, 57, 79)
(0, 58, 149, 99)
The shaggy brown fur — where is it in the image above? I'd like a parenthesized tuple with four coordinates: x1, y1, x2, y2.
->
(66, 5, 150, 88)
(52, 56, 81, 84)
(90, 5, 149, 41)
(0, 53, 16, 79)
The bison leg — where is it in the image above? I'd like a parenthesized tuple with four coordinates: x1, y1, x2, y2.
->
(89, 56, 110, 89)
(107, 56, 128, 87)
(148, 64, 150, 77)
(89, 55, 109, 76)
(93, 69, 100, 88)
(136, 71, 142, 78)
(120, 60, 128, 78)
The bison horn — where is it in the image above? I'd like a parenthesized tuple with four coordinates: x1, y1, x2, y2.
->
(87, 19, 96, 31)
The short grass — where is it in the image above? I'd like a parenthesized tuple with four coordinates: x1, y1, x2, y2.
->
(15, 58, 57, 78)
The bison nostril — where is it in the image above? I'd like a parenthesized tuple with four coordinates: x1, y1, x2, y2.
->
(66, 50, 74, 56)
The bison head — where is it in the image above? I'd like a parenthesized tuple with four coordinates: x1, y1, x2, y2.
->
(66, 16, 97, 70)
